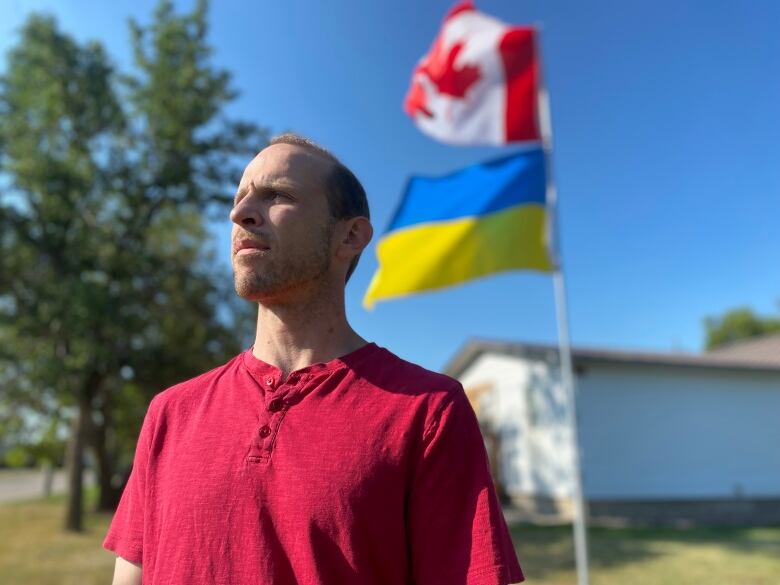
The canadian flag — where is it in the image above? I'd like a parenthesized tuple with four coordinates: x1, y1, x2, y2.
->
(405, 1, 541, 146)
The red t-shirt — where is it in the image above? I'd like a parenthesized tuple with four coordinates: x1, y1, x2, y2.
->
(103, 342, 524, 584)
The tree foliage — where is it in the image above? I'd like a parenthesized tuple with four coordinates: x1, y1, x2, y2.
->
(0, 0, 264, 530)
(704, 306, 780, 350)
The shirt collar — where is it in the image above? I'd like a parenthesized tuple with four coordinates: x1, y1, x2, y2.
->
(242, 341, 379, 383)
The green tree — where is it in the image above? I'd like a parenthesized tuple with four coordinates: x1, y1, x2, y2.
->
(704, 306, 780, 350)
(0, 14, 126, 531)
(0, 0, 263, 532)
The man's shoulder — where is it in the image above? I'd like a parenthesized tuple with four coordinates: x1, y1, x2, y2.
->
(148, 351, 245, 413)
(363, 344, 464, 401)
(365, 346, 476, 446)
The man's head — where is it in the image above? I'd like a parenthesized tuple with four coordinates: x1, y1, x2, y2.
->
(230, 133, 372, 303)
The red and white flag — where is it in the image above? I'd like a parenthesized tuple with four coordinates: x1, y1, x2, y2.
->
(404, 1, 541, 146)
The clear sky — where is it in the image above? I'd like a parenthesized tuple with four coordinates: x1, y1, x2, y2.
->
(2, 0, 778, 372)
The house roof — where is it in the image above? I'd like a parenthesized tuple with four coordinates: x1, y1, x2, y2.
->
(706, 332, 780, 364)
(443, 335, 780, 378)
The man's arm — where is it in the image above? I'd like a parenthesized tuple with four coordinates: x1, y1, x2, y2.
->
(104, 398, 159, 584)
(111, 556, 141, 585)
(406, 387, 525, 584)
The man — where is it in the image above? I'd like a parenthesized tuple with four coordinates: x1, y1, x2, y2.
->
(104, 134, 524, 585)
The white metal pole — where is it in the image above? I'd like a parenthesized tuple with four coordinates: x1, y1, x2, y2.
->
(535, 28, 591, 585)
(553, 269, 591, 585)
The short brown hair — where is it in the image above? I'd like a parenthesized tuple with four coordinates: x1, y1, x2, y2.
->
(268, 133, 370, 283)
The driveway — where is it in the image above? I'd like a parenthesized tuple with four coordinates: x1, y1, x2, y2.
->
(0, 468, 94, 504)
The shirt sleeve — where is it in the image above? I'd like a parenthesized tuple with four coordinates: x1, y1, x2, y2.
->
(407, 385, 524, 585)
(102, 396, 159, 564)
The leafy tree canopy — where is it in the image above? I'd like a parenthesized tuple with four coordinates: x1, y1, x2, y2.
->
(704, 306, 780, 350)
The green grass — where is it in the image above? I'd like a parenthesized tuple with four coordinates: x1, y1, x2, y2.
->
(0, 493, 779, 584)
(0, 488, 116, 585)
(511, 523, 780, 585)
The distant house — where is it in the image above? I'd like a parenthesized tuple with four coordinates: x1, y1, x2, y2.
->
(444, 334, 780, 524)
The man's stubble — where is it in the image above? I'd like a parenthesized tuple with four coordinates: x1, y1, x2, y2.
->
(232, 218, 335, 302)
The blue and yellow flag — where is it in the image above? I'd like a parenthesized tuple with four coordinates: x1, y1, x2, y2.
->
(363, 148, 555, 309)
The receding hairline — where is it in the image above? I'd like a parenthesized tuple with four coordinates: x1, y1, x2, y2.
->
(263, 132, 370, 222)
(265, 133, 341, 171)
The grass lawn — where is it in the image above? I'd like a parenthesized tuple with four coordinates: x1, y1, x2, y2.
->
(511, 522, 780, 585)
(0, 489, 116, 585)
(0, 493, 778, 584)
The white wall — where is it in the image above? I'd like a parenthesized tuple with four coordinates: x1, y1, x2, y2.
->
(459, 352, 574, 499)
(459, 352, 780, 502)
(577, 364, 780, 499)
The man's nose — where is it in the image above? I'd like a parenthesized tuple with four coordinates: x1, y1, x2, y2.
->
(230, 198, 264, 228)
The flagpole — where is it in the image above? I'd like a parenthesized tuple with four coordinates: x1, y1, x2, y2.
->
(535, 30, 591, 585)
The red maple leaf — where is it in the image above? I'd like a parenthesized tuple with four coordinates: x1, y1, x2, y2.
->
(423, 38, 481, 99)
(404, 35, 482, 119)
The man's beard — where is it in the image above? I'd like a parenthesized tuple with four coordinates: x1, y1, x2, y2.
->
(233, 221, 334, 302)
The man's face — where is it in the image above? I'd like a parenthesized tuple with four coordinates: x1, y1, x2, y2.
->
(230, 143, 337, 302)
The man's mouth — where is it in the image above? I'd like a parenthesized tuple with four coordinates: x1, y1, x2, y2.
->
(236, 248, 268, 256)
(234, 239, 270, 255)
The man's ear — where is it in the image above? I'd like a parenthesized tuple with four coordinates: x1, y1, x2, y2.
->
(337, 217, 373, 260)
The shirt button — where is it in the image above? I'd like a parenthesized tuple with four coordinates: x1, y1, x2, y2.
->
(258, 425, 271, 438)
(268, 398, 284, 412)
(265, 376, 274, 386)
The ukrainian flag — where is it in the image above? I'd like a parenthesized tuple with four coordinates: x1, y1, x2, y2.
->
(363, 148, 555, 309)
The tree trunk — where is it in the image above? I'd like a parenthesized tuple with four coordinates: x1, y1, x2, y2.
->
(41, 460, 55, 498)
(93, 389, 121, 511)
(64, 394, 91, 532)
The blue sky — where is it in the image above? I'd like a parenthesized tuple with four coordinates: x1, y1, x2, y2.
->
(2, 0, 778, 372)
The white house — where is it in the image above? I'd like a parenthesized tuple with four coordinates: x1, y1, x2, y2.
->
(444, 334, 780, 524)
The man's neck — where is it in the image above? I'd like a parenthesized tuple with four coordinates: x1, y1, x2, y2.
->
(251, 284, 367, 380)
